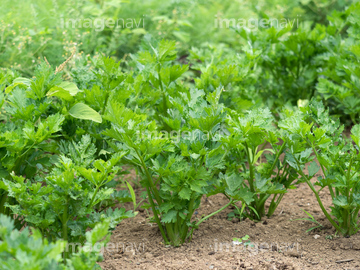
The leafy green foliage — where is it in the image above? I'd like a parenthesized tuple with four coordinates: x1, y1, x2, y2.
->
(2, 136, 134, 258)
(104, 87, 231, 246)
(280, 99, 360, 236)
(0, 63, 107, 221)
(188, 45, 262, 112)
(130, 38, 190, 129)
(317, 3, 360, 124)
(236, 22, 329, 110)
(0, 214, 110, 270)
(222, 107, 301, 220)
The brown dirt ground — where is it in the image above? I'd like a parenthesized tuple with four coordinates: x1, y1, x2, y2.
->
(98, 169, 360, 270)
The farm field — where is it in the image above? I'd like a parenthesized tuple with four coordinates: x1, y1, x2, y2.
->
(99, 178, 360, 270)
(1, 0, 360, 269)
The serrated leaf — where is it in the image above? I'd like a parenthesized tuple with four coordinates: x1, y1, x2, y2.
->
(333, 196, 350, 209)
(179, 187, 191, 200)
(161, 210, 178, 223)
(225, 173, 242, 192)
(308, 161, 320, 177)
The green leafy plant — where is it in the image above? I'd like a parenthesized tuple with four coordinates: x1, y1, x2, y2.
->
(232, 235, 253, 247)
(317, 3, 360, 125)
(2, 136, 134, 259)
(131, 38, 189, 128)
(0, 214, 110, 269)
(222, 107, 301, 220)
(0, 63, 103, 219)
(236, 23, 328, 110)
(104, 87, 234, 246)
(280, 100, 360, 236)
(188, 45, 262, 112)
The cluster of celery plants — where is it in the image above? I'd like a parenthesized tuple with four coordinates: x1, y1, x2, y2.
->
(280, 100, 360, 236)
(103, 87, 235, 246)
(0, 62, 134, 264)
(220, 107, 301, 220)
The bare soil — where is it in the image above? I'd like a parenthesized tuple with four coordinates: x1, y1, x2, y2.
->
(98, 172, 360, 270)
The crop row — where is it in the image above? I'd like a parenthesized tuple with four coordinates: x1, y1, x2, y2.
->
(1, 38, 360, 269)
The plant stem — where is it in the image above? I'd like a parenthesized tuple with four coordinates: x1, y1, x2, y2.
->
(0, 192, 8, 215)
(62, 196, 69, 263)
(126, 138, 169, 243)
(308, 141, 335, 198)
(268, 141, 286, 173)
(88, 185, 101, 208)
(345, 157, 353, 235)
(244, 144, 255, 193)
(181, 196, 196, 241)
(135, 149, 169, 243)
(157, 64, 167, 116)
(267, 193, 284, 217)
(296, 164, 342, 233)
(188, 199, 234, 239)
(134, 148, 162, 206)
(256, 194, 270, 218)
(146, 185, 169, 244)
